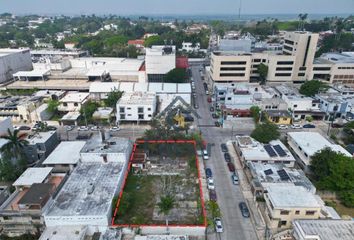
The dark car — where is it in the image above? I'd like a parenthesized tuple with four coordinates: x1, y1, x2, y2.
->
(215, 121, 221, 127)
(227, 162, 235, 172)
(19, 126, 31, 131)
(303, 124, 316, 128)
(224, 153, 231, 162)
(210, 107, 215, 112)
(239, 202, 250, 218)
(209, 190, 217, 201)
(205, 168, 213, 178)
(221, 143, 228, 152)
(184, 115, 194, 122)
(47, 126, 57, 131)
(212, 113, 218, 119)
(331, 123, 343, 128)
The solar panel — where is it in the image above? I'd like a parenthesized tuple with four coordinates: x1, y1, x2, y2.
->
(264, 169, 273, 175)
(264, 145, 277, 157)
(273, 144, 287, 157)
(277, 169, 290, 181)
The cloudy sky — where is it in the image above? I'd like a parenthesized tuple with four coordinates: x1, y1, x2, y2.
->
(0, 0, 353, 15)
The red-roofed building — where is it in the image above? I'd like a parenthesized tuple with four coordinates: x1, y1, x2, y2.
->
(176, 56, 189, 69)
(128, 39, 145, 49)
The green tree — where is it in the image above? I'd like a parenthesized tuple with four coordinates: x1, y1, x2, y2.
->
(251, 122, 280, 143)
(0, 129, 29, 161)
(299, 80, 329, 97)
(144, 35, 164, 47)
(157, 194, 175, 216)
(104, 90, 123, 108)
(257, 63, 268, 85)
(80, 100, 99, 124)
(52, 39, 65, 49)
(0, 158, 19, 181)
(47, 99, 60, 113)
(164, 68, 187, 83)
(250, 106, 261, 123)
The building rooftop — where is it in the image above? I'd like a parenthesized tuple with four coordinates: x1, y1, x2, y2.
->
(61, 111, 81, 121)
(26, 131, 56, 145)
(80, 135, 132, 155)
(117, 91, 156, 105)
(266, 185, 321, 208)
(288, 132, 351, 158)
(318, 52, 354, 64)
(0, 48, 30, 57)
(265, 110, 291, 118)
(60, 92, 89, 103)
(146, 45, 176, 56)
(135, 236, 188, 240)
(39, 225, 88, 240)
(43, 141, 86, 165)
(293, 219, 354, 240)
(13, 167, 53, 187)
(45, 162, 124, 217)
(18, 183, 55, 206)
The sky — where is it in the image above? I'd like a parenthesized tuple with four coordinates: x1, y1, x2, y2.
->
(0, 0, 353, 15)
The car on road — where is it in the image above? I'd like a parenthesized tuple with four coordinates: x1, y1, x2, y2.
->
(303, 124, 316, 128)
(207, 97, 212, 103)
(278, 125, 288, 130)
(18, 126, 31, 131)
(184, 115, 194, 122)
(209, 190, 217, 201)
(205, 168, 212, 178)
(231, 173, 239, 185)
(212, 113, 218, 119)
(210, 107, 214, 112)
(239, 202, 250, 218)
(227, 162, 235, 172)
(205, 90, 209, 95)
(66, 125, 74, 131)
(202, 149, 209, 160)
(221, 143, 228, 152)
(291, 124, 302, 129)
(224, 152, 231, 162)
(90, 126, 99, 131)
(47, 126, 57, 131)
(215, 121, 220, 127)
(110, 126, 121, 132)
(78, 126, 89, 131)
(194, 104, 199, 109)
(214, 218, 223, 233)
(207, 178, 215, 190)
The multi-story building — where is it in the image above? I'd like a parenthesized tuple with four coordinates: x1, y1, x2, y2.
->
(315, 93, 353, 119)
(264, 185, 322, 231)
(24, 131, 60, 163)
(0, 48, 33, 83)
(58, 92, 89, 112)
(145, 45, 176, 82)
(182, 42, 200, 52)
(287, 132, 351, 171)
(116, 92, 156, 122)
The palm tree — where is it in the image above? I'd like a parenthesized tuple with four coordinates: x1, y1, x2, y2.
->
(157, 194, 175, 218)
(0, 129, 29, 161)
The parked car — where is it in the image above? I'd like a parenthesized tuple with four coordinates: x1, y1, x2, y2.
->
(205, 90, 209, 95)
(207, 97, 212, 103)
(207, 178, 215, 190)
(221, 143, 228, 152)
(212, 113, 218, 119)
(227, 162, 235, 172)
(278, 125, 288, 130)
(184, 115, 194, 122)
(214, 218, 223, 233)
(231, 174, 239, 185)
(194, 104, 199, 109)
(209, 190, 217, 201)
(303, 124, 316, 128)
(210, 107, 215, 112)
(291, 124, 302, 129)
(224, 153, 231, 162)
(239, 202, 250, 218)
(18, 126, 31, 131)
(215, 121, 221, 127)
(110, 126, 121, 132)
(47, 126, 57, 131)
(202, 149, 209, 160)
(331, 123, 344, 128)
(90, 126, 99, 131)
(78, 126, 89, 131)
(205, 168, 212, 178)
(66, 125, 74, 131)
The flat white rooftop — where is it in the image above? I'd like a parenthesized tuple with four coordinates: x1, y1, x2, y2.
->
(45, 162, 124, 217)
(293, 219, 354, 240)
(13, 68, 50, 77)
(13, 167, 53, 187)
(0, 48, 29, 57)
(288, 132, 351, 157)
(266, 185, 320, 208)
(39, 225, 87, 240)
(60, 92, 89, 103)
(26, 131, 56, 145)
(118, 91, 156, 105)
(43, 141, 86, 165)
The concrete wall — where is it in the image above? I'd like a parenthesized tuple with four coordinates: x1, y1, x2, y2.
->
(0, 117, 13, 136)
(0, 49, 33, 83)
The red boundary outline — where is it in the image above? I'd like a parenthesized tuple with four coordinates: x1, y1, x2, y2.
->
(111, 139, 207, 228)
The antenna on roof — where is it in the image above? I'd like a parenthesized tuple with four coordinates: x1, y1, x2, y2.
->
(238, 0, 242, 19)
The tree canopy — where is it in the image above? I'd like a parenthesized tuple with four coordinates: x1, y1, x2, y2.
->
(251, 122, 280, 143)
(80, 100, 99, 124)
(257, 63, 268, 85)
(250, 106, 261, 123)
(144, 35, 164, 47)
(164, 68, 187, 83)
(299, 80, 329, 97)
(104, 90, 123, 108)
(310, 148, 354, 207)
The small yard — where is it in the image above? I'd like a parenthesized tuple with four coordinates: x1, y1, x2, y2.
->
(113, 142, 204, 225)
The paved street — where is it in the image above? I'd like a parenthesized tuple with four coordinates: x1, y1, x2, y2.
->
(191, 65, 258, 240)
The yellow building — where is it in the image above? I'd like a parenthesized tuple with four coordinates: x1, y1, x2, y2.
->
(265, 110, 292, 125)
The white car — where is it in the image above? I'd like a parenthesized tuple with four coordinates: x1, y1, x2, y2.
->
(202, 149, 209, 160)
(66, 125, 74, 131)
(78, 126, 89, 131)
(90, 126, 99, 131)
(291, 124, 302, 129)
(207, 178, 215, 190)
(278, 125, 288, 130)
(110, 126, 121, 132)
(214, 218, 223, 233)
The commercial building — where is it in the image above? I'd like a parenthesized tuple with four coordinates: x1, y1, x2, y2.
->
(218, 39, 253, 52)
(234, 136, 296, 167)
(116, 92, 156, 122)
(0, 167, 66, 236)
(58, 92, 89, 112)
(0, 48, 33, 83)
(182, 42, 200, 52)
(292, 219, 354, 240)
(42, 141, 86, 173)
(287, 132, 351, 171)
(315, 92, 354, 119)
(30, 49, 88, 59)
(24, 131, 60, 163)
(145, 45, 176, 82)
(264, 185, 322, 230)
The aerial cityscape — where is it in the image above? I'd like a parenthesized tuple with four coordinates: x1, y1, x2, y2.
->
(0, 0, 353, 240)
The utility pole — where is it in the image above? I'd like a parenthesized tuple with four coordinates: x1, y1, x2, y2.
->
(238, 0, 242, 19)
